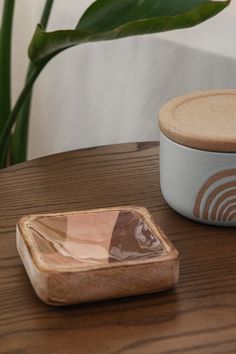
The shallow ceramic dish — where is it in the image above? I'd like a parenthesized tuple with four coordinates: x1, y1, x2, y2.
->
(16, 206, 179, 305)
(159, 89, 236, 226)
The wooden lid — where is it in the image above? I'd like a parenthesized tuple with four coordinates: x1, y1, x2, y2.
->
(159, 89, 236, 152)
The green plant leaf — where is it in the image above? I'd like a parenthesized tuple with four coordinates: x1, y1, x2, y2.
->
(77, 0, 226, 32)
(11, 0, 54, 165)
(29, 0, 230, 65)
(0, 0, 15, 130)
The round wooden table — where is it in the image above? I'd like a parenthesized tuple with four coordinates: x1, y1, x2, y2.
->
(0, 142, 235, 354)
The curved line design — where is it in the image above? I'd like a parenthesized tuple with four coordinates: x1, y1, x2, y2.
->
(228, 212, 236, 221)
(203, 181, 236, 220)
(218, 198, 236, 221)
(193, 169, 236, 222)
(211, 190, 236, 221)
(222, 203, 236, 221)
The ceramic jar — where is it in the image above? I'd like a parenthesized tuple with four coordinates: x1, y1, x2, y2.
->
(159, 89, 236, 227)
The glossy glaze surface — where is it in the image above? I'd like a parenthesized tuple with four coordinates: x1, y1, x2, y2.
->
(26, 210, 165, 270)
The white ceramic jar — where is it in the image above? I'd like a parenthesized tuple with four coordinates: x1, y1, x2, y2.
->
(159, 90, 236, 227)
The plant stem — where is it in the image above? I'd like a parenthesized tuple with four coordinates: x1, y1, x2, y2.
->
(10, 81, 32, 164)
(11, 0, 54, 164)
(0, 0, 15, 131)
(40, 0, 54, 27)
(0, 64, 44, 169)
(0, 133, 11, 168)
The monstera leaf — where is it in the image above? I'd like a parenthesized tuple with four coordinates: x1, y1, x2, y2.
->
(29, 0, 230, 65)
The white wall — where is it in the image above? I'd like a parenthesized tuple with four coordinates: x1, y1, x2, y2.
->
(2, 0, 236, 159)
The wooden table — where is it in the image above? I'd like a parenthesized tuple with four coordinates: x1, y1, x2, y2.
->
(0, 142, 235, 354)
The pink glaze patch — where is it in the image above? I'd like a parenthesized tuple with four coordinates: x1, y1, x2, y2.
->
(27, 210, 165, 270)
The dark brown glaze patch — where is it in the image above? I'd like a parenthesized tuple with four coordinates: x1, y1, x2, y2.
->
(109, 211, 164, 262)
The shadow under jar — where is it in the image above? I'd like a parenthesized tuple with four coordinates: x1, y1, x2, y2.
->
(159, 89, 236, 227)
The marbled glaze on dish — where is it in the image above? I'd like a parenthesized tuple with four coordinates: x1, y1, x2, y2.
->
(17, 206, 179, 305)
(27, 210, 165, 270)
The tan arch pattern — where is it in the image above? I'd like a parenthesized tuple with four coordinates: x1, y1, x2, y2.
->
(218, 198, 236, 221)
(202, 181, 236, 220)
(211, 190, 236, 221)
(229, 212, 236, 221)
(222, 203, 236, 221)
(194, 169, 236, 222)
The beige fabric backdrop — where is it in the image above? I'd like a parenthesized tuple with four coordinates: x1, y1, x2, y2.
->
(1, 0, 235, 159)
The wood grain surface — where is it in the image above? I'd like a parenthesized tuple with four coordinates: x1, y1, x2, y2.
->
(0, 142, 235, 354)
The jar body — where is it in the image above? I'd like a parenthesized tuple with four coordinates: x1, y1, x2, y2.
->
(160, 132, 236, 227)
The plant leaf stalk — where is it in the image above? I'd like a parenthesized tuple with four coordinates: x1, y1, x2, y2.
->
(11, 0, 54, 164)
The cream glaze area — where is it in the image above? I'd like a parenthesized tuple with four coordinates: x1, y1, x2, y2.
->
(159, 90, 236, 152)
(26, 210, 165, 270)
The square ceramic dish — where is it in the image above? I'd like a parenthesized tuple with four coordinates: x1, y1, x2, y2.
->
(16, 206, 179, 305)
